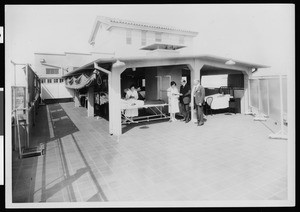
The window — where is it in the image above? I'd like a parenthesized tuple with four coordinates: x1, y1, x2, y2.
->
(53, 79, 59, 83)
(46, 68, 59, 74)
(142, 79, 146, 87)
(41, 79, 46, 83)
(126, 29, 132, 45)
(47, 79, 52, 83)
(179, 35, 185, 44)
(59, 79, 64, 83)
(141, 31, 147, 46)
(155, 32, 162, 42)
(201, 75, 228, 88)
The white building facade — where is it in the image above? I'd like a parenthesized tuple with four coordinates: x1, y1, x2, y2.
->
(88, 16, 198, 57)
(34, 16, 198, 101)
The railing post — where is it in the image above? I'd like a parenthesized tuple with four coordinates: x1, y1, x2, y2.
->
(266, 79, 270, 116)
(25, 65, 30, 148)
(269, 75, 287, 140)
(254, 78, 267, 121)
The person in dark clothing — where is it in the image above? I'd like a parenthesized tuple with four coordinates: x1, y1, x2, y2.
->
(179, 79, 191, 123)
(193, 79, 205, 126)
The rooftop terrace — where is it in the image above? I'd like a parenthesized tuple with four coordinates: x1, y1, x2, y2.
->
(12, 102, 287, 203)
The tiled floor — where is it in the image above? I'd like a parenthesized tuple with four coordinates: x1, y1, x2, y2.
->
(12, 102, 288, 202)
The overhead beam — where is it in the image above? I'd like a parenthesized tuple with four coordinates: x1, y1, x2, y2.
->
(94, 62, 111, 75)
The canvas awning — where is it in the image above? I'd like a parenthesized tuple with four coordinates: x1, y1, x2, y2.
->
(64, 71, 97, 90)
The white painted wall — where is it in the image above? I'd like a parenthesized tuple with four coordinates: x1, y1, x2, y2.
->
(41, 83, 74, 99)
(91, 26, 196, 57)
(34, 52, 114, 100)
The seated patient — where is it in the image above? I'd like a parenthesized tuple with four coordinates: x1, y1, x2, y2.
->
(125, 84, 139, 118)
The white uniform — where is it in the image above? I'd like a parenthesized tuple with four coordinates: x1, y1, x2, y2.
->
(125, 89, 139, 117)
(167, 87, 180, 113)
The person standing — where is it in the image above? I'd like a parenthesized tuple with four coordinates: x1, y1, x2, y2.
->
(193, 79, 205, 126)
(167, 81, 180, 122)
(179, 79, 191, 123)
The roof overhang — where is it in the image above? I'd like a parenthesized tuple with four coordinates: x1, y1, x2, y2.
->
(63, 54, 270, 78)
(140, 43, 186, 51)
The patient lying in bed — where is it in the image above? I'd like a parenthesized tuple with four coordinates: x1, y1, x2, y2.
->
(121, 99, 144, 110)
(122, 85, 145, 118)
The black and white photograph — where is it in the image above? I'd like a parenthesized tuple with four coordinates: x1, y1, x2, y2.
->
(4, 4, 295, 208)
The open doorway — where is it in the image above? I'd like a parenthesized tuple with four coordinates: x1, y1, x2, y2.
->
(94, 72, 109, 120)
(120, 64, 191, 133)
(200, 65, 245, 114)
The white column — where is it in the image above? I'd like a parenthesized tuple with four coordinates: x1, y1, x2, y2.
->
(243, 73, 249, 114)
(109, 60, 126, 136)
(74, 90, 80, 107)
(187, 60, 204, 123)
(87, 86, 94, 117)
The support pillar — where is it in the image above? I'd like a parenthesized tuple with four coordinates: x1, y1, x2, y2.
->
(74, 90, 80, 107)
(187, 59, 204, 123)
(109, 60, 126, 137)
(87, 86, 94, 117)
(243, 72, 250, 114)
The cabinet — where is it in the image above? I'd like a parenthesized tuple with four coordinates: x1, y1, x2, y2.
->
(229, 98, 241, 114)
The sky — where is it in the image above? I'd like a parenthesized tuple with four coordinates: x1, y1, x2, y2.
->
(5, 4, 294, 76)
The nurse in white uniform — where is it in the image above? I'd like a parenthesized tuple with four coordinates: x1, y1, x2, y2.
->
(167, 81, 180, 122)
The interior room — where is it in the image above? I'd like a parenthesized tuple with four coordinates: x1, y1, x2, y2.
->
(200, 65, 245, 114)
(120, 64, 191, 125)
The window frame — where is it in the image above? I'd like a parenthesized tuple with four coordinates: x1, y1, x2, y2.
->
(155, 32, 162, 42)
(179, 35, 185, 44)
(141, 30, 147, 46)
(46, 68, 59, 75)
(126, 29, 132, 45)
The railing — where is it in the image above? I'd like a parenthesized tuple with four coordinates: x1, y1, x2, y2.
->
(248, 75, 287, 140)
(11, 64, 42, 155)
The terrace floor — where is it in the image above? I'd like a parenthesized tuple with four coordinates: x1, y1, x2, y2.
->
(12, 102, 288, 203)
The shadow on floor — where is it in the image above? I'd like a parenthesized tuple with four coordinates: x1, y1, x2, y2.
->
(122, 118, 170, 134)
(13, 103, 108, 202)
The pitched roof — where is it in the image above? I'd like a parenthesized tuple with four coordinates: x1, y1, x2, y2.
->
(89, 16, 198, 45)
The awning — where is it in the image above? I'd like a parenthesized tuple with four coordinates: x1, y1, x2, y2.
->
(64, 72, 97, 90)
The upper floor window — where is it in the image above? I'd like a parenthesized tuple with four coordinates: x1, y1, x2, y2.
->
(126, 29, 132, 45)
(155, 32, 162, 42)
(59, 79, 64, 83)
(46, 68, 59, 75)
(53, 79, 59, 83)
(179, 35, 185, 44)
(141, 30, 147, 46)
(41, 79, 46, 83)
(47, 79, 52, 83)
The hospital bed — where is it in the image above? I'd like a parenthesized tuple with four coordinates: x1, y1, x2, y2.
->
(204, 94, 232, 110)
(121, 99, 169, 124)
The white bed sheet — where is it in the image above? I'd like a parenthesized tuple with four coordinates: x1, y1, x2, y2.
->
(120, 99, 145, 110)
(205, 94, 232, 110)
